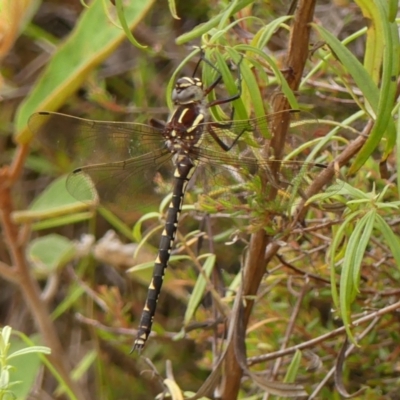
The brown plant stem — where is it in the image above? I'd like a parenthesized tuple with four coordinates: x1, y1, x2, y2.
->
(0, 155, 87, 399)
(220, 2, 317, 398)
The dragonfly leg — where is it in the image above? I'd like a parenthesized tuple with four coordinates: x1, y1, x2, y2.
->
(201, 52, 243, 105)
(149, 118, 166, 130)
(207, 120, 248, 152)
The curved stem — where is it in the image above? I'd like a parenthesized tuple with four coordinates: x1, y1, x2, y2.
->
(0, 159, 87, 400)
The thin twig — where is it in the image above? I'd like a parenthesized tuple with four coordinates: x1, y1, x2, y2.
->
(308, 317, 379, 399)
(0, 260, 18, 283)
(0, 157, 87, 399)
(264, 277, 310, 400)
(247, 299, 400, 366)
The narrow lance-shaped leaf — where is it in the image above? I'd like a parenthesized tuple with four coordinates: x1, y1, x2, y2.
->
(16, 0, 155, 142)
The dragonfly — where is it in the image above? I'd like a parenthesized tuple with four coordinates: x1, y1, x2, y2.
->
(29, 55, 326, 351)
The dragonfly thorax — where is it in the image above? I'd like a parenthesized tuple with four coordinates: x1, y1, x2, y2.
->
(165, 75, 210, 154)
(172, 77, 204, 105)
(165, 101, 209, 154)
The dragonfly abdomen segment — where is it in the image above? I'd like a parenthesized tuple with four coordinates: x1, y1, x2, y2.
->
(133, 155, 196, 350)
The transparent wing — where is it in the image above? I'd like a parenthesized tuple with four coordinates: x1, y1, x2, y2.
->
(30, 110, 332, 217)
(188, 110, 329, 213)
(30, 111, 173, 214)
(190, 149, 325, 216)
(197, 109, 299, 145)
(66, 150, 173, 213)
(29, 111, 165, 166)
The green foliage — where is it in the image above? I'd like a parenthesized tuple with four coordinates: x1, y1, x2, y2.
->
(15, 0, 155, 141)
(318, 182, 400, 344)
(313, 11, 399, 172)
(0, 327, 50, 400)
(179, 254, 217, 337)
(12, 175, 94, 229)
(27, 234, 76, 278)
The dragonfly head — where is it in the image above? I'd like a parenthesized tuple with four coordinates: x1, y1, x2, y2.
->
(172, 77, 204, 105)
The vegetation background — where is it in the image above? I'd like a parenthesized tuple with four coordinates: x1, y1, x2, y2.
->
(0, 0, 399, 399)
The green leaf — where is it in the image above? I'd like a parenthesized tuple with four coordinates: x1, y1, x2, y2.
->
(31, 212, 94, 231)
(227, 48, 266, 120)
(163, 378, 184, 400)
(353, 0, 400, 164)
(168, 0, 180, 20)
(374, 214, 400, 269)
(98, 207, 134, 241)
(13, 333, 77, 400)
(217, 0, 240, 29)
(330, 210, 361, 308)
(312, 20, 398, 173)
(7, 346, 51, 359)
(0, 368, 11, 391)
(340, 210, 375, 344)
(397, 108, 400, 195)
(255, 15, 292, 49)
(387, 0, 398, 22)
(29, 175, 83, 211)
(312, 24, 379, 111)
(15, 0, 155, 142)
(51, 286, 86, 320)
(237, 44, 299, 110)
(175, 0, 254, 44)
(7, 334, 48, 400)
(1, 326, 12, 349)
(133, 222, 163, 262)
(71, 350, 97, 381)
(351, 210, 375, 287)
(182, 254, 216, 328)
(356, 0, 384, 85)
(132, 211, 161, 242)
(27, 234, 76, 277)
(174, 254, 216, 341)
(115, 0, 147, 49)
(278, 350, 302, 400)
(12, 176, 94, 225)
(214, 49, 248, 121)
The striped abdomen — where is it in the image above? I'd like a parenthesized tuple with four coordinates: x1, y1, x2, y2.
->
(133, 155, 196, 350)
